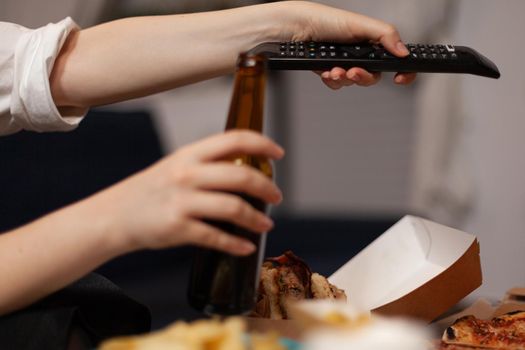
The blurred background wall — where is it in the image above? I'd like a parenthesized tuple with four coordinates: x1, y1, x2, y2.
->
(1, 0, 524, 325)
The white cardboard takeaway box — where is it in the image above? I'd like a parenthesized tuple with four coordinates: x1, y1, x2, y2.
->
(247, 215, 482, 337)
(329, 215, 481, 322)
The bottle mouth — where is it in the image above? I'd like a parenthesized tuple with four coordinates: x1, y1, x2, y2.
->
(237, 52, 267, 69)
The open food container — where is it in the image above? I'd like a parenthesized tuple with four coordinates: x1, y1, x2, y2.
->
(330, 215, 482, 322)
(248, 215, 482, 338)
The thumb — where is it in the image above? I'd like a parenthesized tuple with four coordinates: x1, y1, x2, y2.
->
(351, 15, 409, 57)
(378, 24, 409, 57)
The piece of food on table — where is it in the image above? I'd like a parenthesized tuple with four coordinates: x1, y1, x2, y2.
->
(253, 251, 347, 320)
(288, 299, 371, 330)
(302, 315, 429, 350)
(99, 317, 285, 350)
(251, 333, 287, 350)
(439, 310, 525, 350)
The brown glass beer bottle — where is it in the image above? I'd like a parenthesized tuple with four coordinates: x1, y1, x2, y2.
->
(187, 53, 272, 315)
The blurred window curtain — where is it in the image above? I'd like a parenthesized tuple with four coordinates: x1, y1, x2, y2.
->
(408, 0, 475, 227)
(322, 0, 472, 226)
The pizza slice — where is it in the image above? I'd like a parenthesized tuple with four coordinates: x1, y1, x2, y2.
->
(441, 311, 525, 350)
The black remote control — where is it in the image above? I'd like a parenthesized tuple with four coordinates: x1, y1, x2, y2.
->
(248, 41, 500, 79)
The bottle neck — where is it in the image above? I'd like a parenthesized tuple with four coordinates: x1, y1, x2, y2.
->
(225, 55, 266, 133)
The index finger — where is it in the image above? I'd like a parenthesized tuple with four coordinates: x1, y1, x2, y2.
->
(179, 130, 285, 162)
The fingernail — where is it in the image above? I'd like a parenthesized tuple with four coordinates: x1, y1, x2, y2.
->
(260, 216, 274, 230)
(239, 241, 256, 254)
(396, 41, 409, 56)
(272, 188, 283, 203)
(321, 72, 330, 79)
(277, 146, 285, 157)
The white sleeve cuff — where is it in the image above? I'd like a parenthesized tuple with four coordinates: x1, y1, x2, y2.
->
(10, 17, 87, 134)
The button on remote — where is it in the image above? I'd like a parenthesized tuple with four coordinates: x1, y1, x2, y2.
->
(345, 45, 374, 58)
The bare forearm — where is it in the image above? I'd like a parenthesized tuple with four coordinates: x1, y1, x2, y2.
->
(0, 198, 127, 315)
(50, 3, 297, 109)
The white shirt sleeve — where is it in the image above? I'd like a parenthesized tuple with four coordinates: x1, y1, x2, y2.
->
(0, 17, 87, 136)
